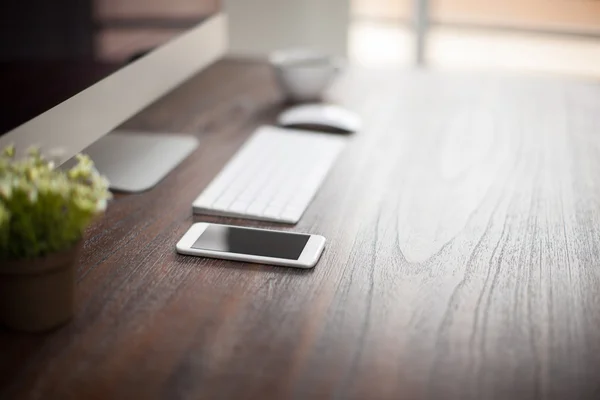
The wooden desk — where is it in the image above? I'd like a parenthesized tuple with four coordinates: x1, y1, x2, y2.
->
(1, 59, 600, 400)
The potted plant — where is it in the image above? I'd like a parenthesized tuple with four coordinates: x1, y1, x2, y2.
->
(0, 146, 111, 332)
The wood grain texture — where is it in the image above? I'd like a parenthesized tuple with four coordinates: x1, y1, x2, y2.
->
(1, 59, 600, 400)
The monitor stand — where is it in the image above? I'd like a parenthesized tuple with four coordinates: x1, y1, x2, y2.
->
(80, 131, 199, 193)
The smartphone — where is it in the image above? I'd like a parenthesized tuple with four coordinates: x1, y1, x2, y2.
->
(176, 223, 326, 268)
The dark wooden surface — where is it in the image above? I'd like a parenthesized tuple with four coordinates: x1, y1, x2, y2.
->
(2, 58, 600, 400)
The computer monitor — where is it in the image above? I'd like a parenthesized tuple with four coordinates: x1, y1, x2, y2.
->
(0, 11, 227, 192)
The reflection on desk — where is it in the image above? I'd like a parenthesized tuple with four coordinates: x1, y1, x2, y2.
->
(1, 59, 600, 400)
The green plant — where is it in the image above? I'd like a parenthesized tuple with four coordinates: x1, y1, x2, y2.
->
(0, 146, 112, 260)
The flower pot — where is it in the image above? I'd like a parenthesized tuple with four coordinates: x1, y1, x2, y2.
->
(0, 241, 82, 332)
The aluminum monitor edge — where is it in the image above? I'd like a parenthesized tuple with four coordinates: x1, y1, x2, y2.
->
(0, 13, 228, 165)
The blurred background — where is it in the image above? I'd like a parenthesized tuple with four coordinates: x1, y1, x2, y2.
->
(1, 0, 599, 77)
(350, 0, 600, 78)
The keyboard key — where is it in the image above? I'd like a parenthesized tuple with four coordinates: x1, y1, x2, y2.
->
(263, 206, 282, 219)
(192, 126, 347, 224)
(281, 206, 303, 222)
(193, 195, 213, 209)
(212, 198, 234, 211)
(229, 201, 248, 213)
(246, 202, 267, 216)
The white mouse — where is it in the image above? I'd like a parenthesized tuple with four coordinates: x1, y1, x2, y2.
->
(277, 103, 361, 134)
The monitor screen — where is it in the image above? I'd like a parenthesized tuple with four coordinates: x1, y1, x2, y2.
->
(0, 62, 121, 135)
(0, 0, 220, 136)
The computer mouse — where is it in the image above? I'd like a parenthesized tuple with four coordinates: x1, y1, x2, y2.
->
(277, 103, 361, 134)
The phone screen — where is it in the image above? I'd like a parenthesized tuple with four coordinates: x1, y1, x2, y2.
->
(192, 225, 310, 260)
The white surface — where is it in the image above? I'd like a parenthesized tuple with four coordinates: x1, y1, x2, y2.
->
(225, 0, 350, 57)
(270, 49, 340, 102)
(84, 132, 199, 192)
(278, 104, 362, 133)
(176, 222, 326, 268)
(0, 13, 227, 164)
(192, 125, 347, 224)
(349, 19, 600, 79)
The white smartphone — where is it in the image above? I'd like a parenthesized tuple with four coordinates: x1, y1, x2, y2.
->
(176, 223, 326, 269)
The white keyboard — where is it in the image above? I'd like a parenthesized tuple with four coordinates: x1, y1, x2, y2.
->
(192, 125, 347, 223)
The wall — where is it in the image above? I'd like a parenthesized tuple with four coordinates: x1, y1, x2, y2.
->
(226, 0, 350, 57)
(352, 0, 411, 20)
(433, 0, 600, 33)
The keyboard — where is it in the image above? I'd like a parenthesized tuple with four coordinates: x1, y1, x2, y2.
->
(192, 125, 347, 223)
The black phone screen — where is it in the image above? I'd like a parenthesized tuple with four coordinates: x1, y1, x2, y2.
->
(192, 225, 310, 260)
